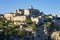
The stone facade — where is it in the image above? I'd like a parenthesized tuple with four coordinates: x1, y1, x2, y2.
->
(4, 6, 44, 25)
(12, 16, 26, 25)
(4, 6, 57, 25)
(4, 13, 13, 20)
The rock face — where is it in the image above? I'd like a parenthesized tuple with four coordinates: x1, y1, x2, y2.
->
(34, 26, 48, 40)
(51, 31, 60, 40)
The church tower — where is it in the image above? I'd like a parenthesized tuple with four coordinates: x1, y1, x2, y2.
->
(29, 6, 33, 9)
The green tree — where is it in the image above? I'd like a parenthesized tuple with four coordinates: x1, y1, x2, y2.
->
(25, 18, 32, 25)
(17, 30, 24, 38)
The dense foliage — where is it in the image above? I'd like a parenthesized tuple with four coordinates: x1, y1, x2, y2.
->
(0, 17, 58, 40)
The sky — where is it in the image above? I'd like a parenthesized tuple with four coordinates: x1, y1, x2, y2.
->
(0, 0, 60, 16)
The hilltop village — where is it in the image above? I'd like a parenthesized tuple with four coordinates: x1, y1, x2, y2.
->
(0, 6, 60, 40)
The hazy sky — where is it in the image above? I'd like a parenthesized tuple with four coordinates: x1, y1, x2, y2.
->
(0, 0, 60, 16)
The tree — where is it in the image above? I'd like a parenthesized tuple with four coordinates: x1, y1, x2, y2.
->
(25, 18, 32, 25)
(25, 18, 36, 31)
(17, 30, 25, 38)
(31, 23, 36, 31)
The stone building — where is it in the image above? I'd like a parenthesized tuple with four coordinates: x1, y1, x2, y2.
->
(0, 14, 4, 18)
(4, 6, 44, 25)
(24, 6, 41, 17)
(12, 16, 26, 25)
(0, 14, 5, 20)
(4, 13, 13, 20)
(15, 9, 24, 16)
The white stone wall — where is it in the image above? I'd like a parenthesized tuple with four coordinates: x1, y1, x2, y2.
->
(12, 16, 26, 25)
(4, 13, 13, 20)
(31, 17, 39, 24)
(24, 9, 30, 16)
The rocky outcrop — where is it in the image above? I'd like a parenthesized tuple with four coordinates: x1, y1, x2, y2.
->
(51, 31, 60, 40)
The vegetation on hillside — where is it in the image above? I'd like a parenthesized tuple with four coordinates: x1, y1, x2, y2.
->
(0, 17, 59, 40)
